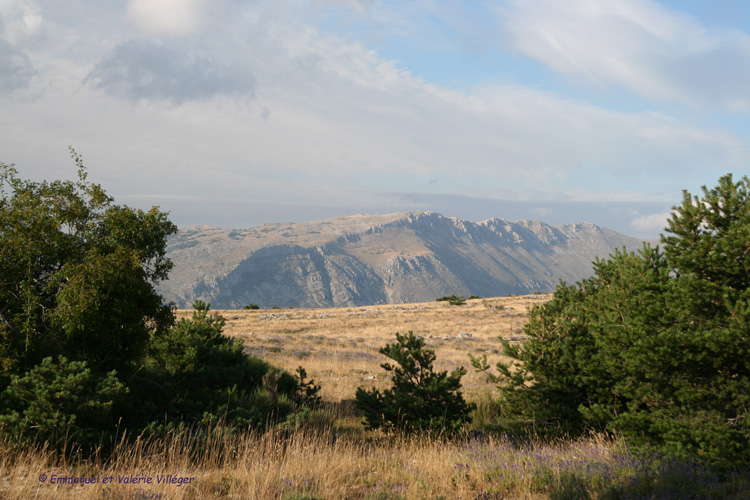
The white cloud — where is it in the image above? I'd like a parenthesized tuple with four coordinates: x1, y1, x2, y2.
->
(0, 39, 34, 91)
(0, 0, 42, 43)
(0, 0, 747, 237)
(86, 40, 256, 104)
(495, 0, 750, 109)
(3, 2, 744, 193)
(126, 0, 207, 35)
(629, 210, 672, 233)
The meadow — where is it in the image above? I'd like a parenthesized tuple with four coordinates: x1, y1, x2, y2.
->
(210, 295, 544, 403)
(3, 296, 748, 500)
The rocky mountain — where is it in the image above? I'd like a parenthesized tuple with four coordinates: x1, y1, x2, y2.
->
(158, 211, 650, 308)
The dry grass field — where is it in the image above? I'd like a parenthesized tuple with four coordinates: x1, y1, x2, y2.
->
(181, 295, 550, 403)
(3, 425, 648, 500)
(5, 294, 748, 500)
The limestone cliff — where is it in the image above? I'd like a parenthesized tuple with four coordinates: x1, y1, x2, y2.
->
(158, 212, 648, 308)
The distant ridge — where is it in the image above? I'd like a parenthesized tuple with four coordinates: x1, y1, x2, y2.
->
(158, 211, 649, 308)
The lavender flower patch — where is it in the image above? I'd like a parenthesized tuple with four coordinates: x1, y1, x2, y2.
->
(600, 456, 750, 500)
(336, 351, 379, 362)
(279, 475, 320, 499)
(457, 436, 749, 499)
(99, 490, 163, 500)
(286, 349, 312, 359)
(244, 345, 268, 357)
(358, 479, 407, 500)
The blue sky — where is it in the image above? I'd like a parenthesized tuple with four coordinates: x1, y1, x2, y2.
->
(2, 0, 749, 238)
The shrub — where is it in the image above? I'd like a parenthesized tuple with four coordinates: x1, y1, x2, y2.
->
(436, 295, 467, 305)
(0, 356, 127, 449)
(0, 153, 323, 451)
(294, 366, 322, 407)
(355, 331, 474, 433)
(143, 300, 298, 428)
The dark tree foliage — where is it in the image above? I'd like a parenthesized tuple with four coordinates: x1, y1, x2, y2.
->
(143, 300, 298, 428)
(0, 150, 176, 378)
(0, 153, 318, 449)
(0, 356, 126, 448)
(436, 295, 467, 305)
(663, 174, 750, 295)
(478, 174, 750, 468)
(356, 331, 474, 434)
(294, 366, 322, 408)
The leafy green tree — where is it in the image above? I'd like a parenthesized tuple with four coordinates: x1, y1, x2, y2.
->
(663, 174, 750, 295)
(478, 174, 750, 467)
(356, 331, 474, 433)
(0, 152, 323, 448)
(0, 150, 176, 379)
(473, 246, 675, 430)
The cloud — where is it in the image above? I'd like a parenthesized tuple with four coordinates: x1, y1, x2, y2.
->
(629, 210, 672, 233)
(495, 0, 750, 109)
(85, 40, 255, 104)
(532, 206, 551, 218)
(126, 0, 207, 35)
(13, 1, 743, 197)
(0, 39, 34, 91)
(315, 0, 377, 13)
(0, 0, 747, 241)
(0, 0, 42, 44)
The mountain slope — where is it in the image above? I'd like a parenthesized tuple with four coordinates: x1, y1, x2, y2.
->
(159, 211, 649, 308)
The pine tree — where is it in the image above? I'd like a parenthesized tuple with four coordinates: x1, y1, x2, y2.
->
(356, 331, 474, 433)
(480, 174, 750, 467)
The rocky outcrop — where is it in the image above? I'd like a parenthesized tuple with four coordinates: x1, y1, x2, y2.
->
(158, 212, 649, 308)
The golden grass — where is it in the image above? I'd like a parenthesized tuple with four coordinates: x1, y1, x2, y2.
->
(5, 294, 747, 499)
(2, 423, 633, 500)
(182, 295, 550, 402)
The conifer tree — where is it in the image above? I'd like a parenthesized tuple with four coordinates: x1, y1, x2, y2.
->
(480, 174, 750, 467)
(356, 331, 474, 433)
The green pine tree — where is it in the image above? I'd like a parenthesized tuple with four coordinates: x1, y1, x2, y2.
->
(356, 331, 474, 434)
(476, 174, 750, 468)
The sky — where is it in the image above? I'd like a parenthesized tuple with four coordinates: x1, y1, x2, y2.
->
(2, 0, 749, 239)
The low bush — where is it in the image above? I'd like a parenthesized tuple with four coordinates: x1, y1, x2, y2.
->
(138, 300, 299, 429)
(0, 356, 127, 450)
(355, 331, 474, 434)
(436, 295, 467, 305)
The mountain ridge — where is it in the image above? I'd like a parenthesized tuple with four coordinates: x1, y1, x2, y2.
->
(159, 211, 651, 308)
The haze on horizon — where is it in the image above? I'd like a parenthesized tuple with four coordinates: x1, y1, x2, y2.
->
(2, 0, 749, 239)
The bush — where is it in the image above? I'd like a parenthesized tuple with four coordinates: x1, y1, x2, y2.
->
(478, 174, 750, 468)
(142, 300, 298, 428)
(294, 366, 322, 407)
(355, 331, 474, 433)
(0, 356, 127, 449)
(436, 295, 467, 305)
